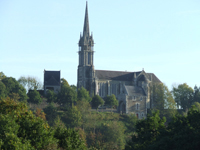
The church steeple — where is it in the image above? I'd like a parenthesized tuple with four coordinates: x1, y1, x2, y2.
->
(83, 1, 90, 39)
(77, 2, 95, 94)
(79, 2, 94, 48)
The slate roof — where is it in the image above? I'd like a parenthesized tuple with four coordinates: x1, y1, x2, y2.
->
(95, 70, 161, 82)
(125, 85, 146, 96)
(95, 70, 141, 81)
(44, 71, 60, 86)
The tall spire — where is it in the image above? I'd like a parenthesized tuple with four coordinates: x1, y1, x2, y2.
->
(83, 1, 90, 38)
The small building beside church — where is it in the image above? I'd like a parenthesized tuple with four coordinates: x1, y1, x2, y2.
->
(77, 3, 161, 118)
(44, 70, 61, 95)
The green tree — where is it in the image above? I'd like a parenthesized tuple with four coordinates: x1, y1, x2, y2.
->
(193, 85, 200, 103)
(150, 83, 176, 110)
(57, 85, 77, 106)
(43, 103, 58, 126)
(76, 100, 91, 130)
(1, 77, 28, 101)
(46, 89, 57, 103)
(0, 81, 6, 99)
(18, 76, 42, 90)
(77, 87, 92, 102)
(0, 98, 58, 149)
(105, 94, 118, 108)
(125, 110, 166, 150)
(172, 83, 194, 111)
(91, 95, 104, 109)
(0, 72, 6, 80)
(61, 78, 70, 87)
(62, 105, 82, 128)
(54, 125, 87, 150)
(27, 89, 42, 104)
(96, 121, 126, 150)
(146, 106, 200, 150)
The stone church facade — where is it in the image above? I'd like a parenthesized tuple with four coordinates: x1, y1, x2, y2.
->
(77, 3, 161, 118)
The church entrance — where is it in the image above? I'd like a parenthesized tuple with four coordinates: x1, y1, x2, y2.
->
(119, 101, 126, 114)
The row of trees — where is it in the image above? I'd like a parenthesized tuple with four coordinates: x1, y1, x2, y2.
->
(126, 106, 200, 150)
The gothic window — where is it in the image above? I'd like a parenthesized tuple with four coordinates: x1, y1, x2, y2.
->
(136, 103, 140, 110)
(88, 54, 90, 65)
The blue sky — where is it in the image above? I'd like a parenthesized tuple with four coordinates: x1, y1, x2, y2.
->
(0, 0, 200, 89)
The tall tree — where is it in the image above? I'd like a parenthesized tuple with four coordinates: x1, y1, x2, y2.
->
(172, 83, 194, 111)
(1, 77, 28, 101)
(57, 85, 77, 106)
(18, 76, 42, 90)
(125, 110, 166, 150)
(62, 105, 82, 128)
(77, 87, 92, 102)
(27, 89, 42, 104)
(105, 94, 118, 108)
(150, 83, 176, 110)
(193, 85, 200, 103)
(91, 95, 104, 109)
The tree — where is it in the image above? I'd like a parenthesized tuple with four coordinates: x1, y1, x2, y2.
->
(125, 110, 166, 150)
(0, 81, 6, 99)
(46, 89, 57, 103)
(27, 89, 42, 104)
(77, 87, 92, 102)
(91, 95, 104, 109)
(54, 125, 87, 150)
(1, 77, 28, 101)
(43, 103, 58, 126)
(150, 83, 176, 110)
(61, 78, 70, 87)
(172, 83, 194, 111)
(98, 121, 126, 150)
(0, 97, 87, 150)
(18, 76, 42, 90)
(62, 105, 82, 128)
(57, 85, 77, 106)
(105, 94, 118, 108)
(76, 100, 91, 130)
(0, 98, 58, 149)
(193, 85, 200, 103)
(0, 72, 6, 80)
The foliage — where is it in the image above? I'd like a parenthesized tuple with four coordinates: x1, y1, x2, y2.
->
(76, 100, 91, 130)
(70, 84, 77, 92)
(34, 108, 46, 120)
(18, 76, 42, 90)
(0, 81, 6, 99)
(0, 72, 6, 80)
(27, 89, 42, 104)
(43, 103, 58, 126)
(54, 125, 87, 150)
(91, 95, 104, 109)
(150, 83, 176, 109)
(98, 121, 126, 150)
(77, 87, 92, 102)
(57, 85, 77, 106)
(125, 110, 166, 150)
(105, 94, 118, 108)
(0, 98, 58, 149)
(172, 83, 194, 111)
(193, 85, 200, 103)
(1, 77, 28, 101)
(46, 89, 57, 103)
(61, 78, 70, 87)
(62, 105, 83, 128)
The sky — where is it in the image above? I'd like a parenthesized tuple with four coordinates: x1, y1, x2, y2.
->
(0, 0, 200, 90)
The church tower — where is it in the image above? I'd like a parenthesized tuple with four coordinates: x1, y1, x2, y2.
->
(77, 2, 95, 94)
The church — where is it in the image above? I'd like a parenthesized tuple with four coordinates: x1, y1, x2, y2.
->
(77, 2, 161, 118)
